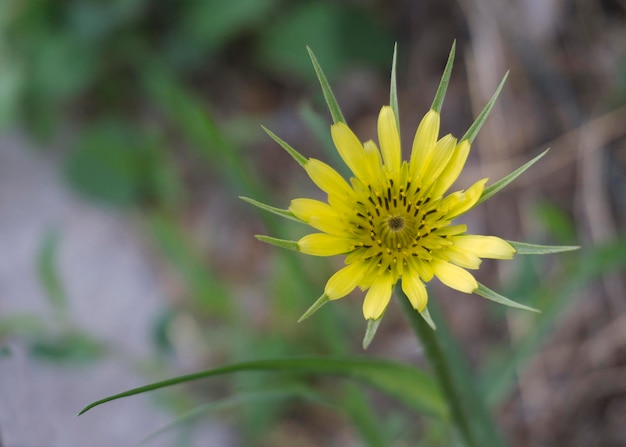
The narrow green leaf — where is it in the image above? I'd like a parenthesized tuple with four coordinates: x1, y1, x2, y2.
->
(474, 283, 540, 313)
(261, 125, 308, 167)
(297, 294, 330, 322)
(79, 357, 447, 418)
(240, 196, 301, 223)
(431, 40, 456, 113)
(390, 42, 400, 132)
(255, 235, 299, 252)
(461, 71, 508, 143)
(307, 46, 346, 124)
(420, 307, 437, 330)
(475, 149, 549, 206)
(363, 317, 383, 350)
(508, 240, 580, 255)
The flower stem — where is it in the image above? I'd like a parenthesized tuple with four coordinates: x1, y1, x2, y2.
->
(397, 292, 502, 447)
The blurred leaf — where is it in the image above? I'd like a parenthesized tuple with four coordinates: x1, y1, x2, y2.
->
(136, 386, 330, 447)
(165, 0, 279, 70)
(146, 213, 233, 318)
(30, 331, 106, 364)
(341, 384, 388, 447)
(79, 357, 447, 419)
(299, 102, 335, 157)
(255, 2, 392, 80)
(481, 238, 626, 405)
(0, 345, 12, 358)
(398, 295, 505, 447)
(476, 149, 549, 207)
(36, 228, 67, 311)
(65, 122, 148, 206)
(144, 68, 265, 200)
(0, 50, 22, 129)
(64, 122, 168, 207)
(533, 201, 578, 244)
(151, 308, 177, 355)
(0, 314, 47, 338)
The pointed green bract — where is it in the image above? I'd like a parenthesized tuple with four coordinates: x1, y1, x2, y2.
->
(240, 196, 302, 223)
(508, 240, 580, 255)
(363, 317, 383, 349)
(390, 42, 400, 132)
(79, 357, 446, 418)
(307, 46, 346, 124)
(255, 235, 299, 252)
(431, 40, 456, 113)
(461, 71, 509, 143)
(262, 125, 308, 167)
(297, 293, 330, 322)
(475, 283, 540, 313)
(420, 307, 437, 330)
(475, 148, 549, 206)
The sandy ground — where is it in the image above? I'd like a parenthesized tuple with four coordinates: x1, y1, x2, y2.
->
(0, 135, 233, 447)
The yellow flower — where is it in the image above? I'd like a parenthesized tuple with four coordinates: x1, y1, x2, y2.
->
(289, 106, 514, 321)
(245, 43, 569, 335)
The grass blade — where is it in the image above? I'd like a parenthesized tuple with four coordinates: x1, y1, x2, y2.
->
(79, 357, 447, 418)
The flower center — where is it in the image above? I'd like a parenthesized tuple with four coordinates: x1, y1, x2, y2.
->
(349, 174, 456, 278)
(387, 216, 405, 232)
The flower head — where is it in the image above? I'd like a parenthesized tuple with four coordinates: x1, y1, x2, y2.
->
(245, 43, 569, 337)
(291, 105, 515, 322)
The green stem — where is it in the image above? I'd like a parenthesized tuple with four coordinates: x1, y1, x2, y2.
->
(397, 294, 478, 447)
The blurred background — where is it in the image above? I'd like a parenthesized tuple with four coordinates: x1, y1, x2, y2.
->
(1, 0, 625, 446)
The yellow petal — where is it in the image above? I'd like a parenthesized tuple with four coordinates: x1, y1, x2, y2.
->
(289, 198, 333, 222)
(407, 256, 434, 282)
(452, 235, 516, 259)
(325, 262, 369, 300)
(421, 134, 457, 185)
(409, 110, 440, 179)
(304, 159, 352, 197)
(331, 122, 369, 180)
(363, 140, 384, 183)
(290, 198, 349, 236)
(377, 106, 402, 175)
(362, 274, 394, 320)
(445, 178, 487, 218)
(401, 272, 429, 311)
(432, 260, 477, 293)
(298, 233, 354, 256)
(430, 140, 470, 198)
(443, 247, 482, 269)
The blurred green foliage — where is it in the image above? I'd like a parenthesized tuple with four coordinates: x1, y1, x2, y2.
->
(3, 0, 625, 446)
